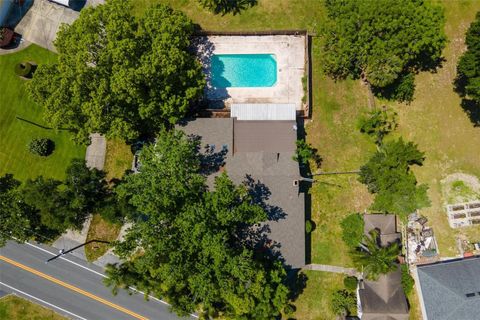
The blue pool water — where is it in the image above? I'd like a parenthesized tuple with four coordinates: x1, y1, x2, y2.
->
(211, 54, 277, 88)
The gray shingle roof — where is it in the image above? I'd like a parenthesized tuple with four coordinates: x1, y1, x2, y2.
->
(416, 257, 480, 320)
(178, 118, 305, 268)
(359, 266, 409, 320)
(364, 214, 400, 247)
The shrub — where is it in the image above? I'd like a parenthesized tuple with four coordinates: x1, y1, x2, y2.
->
(293, 139, 321, 166)
(15, 62, 33, 78)
(357, 106, 398, 145)
(401, 264, 414, 295)
(305, 220, 315, 234)
(28, 138, 54, 156)
(331, 289, 356, 316)
(340, 213, 364, 248)
(343, 276, 358, 291)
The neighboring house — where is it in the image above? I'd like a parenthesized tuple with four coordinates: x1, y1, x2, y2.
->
(358, 267, 409, 320)
(178, 105, 306, 269)
(357, 214, 409, 319)
(363, 214, 401, 246)
(415, 257, 480, 320)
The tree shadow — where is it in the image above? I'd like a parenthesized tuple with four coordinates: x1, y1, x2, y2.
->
(243, 174, 286, 222)
(460, 99, 480, 127)
(205, 0, 258, 16)
(191, 36, 230, 109)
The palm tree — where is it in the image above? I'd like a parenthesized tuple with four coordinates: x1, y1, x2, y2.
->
(351, 229, 399, 280)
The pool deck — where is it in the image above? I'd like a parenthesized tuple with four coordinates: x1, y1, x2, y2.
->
(195, 35, 306, 111)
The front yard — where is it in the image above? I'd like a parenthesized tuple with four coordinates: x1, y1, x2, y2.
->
(0, 45, 85, 181)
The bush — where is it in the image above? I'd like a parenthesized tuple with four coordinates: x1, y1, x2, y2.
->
(357, 106, 398, 145)
(15, 62, 33, 78)
(373, 72, 416, 103)
(331, 289, 356, 316)
(28, 138, 54, 156)
(401, 264, 414, 295)
(305, 220, 315, 233)
(293, 139, 321, 166)
(340, 213, 364, 248)
(343, 276, 358, 291)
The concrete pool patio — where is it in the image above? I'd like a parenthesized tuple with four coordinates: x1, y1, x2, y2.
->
(195, 33, 307, 112)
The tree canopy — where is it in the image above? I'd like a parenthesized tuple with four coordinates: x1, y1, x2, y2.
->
(22, 159, 109, 233)
(0, 174, 37, 246)
(28, 0, 205, 143)
(340, 213, 364, 248)
(351, 230, 399, 280)
(456, 11, 480, 102)
(106, 129, 290, 319)
(197, 0, 257, 15)
(358, 138, 430, 220)
(322, 0, 446, 101)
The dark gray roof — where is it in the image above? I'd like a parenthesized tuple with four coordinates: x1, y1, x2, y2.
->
(233, 120, 297, 153)
(178, 118, 305, 268)
(359, 266, 409, 320)
(416, 257, 480, 320)
(364, 214, 400, 247)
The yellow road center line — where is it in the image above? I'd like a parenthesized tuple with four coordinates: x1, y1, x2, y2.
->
(0, 255, 149, 320)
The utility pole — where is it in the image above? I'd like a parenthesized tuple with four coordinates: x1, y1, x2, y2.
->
(46, 239, 110, 263)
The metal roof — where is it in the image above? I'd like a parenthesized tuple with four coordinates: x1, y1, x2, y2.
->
(231, 103, 296, 121)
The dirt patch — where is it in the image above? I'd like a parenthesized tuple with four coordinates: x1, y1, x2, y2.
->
(441, 173, 480, 204)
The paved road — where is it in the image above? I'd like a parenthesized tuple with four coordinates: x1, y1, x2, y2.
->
(0, 241, 188, 320)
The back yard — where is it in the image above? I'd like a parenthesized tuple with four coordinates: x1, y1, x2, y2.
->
(0, 45, 85, 181)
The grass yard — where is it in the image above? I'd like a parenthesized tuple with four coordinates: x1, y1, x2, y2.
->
(0, 295, 66, 320)
(0, 45, 85, 181)
(389, 0, 480, 256)
(104, 139, 133, 182)
(84, 214, 122, 262)
(291, 271, 345, 320)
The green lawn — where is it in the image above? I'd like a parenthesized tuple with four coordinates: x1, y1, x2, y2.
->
(292, 271, 345, 320)
(0, 45, 85, 181)
(0, 295, 66, 320)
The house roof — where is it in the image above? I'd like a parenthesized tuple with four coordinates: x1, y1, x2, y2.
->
(359, 266, 409, 320)
(416, 257, 480, 320)
(233, 120, 297, 153)
(364, 214, 400, 247)
(178, 118, 305, 268)
(231, 103, 296, 121)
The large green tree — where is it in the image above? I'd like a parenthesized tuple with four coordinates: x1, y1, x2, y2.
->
(28, 0, 205, 142)
(22, 159, 109, 233)
(106, 129, 290, 319)
(322, 0, 446, 101)
(456, 12, 480, 102)
(351, 230, 399, 280)
(0, 174, 38, 246)
(358, 138, 430, 220)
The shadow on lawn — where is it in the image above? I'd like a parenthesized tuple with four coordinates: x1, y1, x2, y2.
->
(16, 116, 71, 131)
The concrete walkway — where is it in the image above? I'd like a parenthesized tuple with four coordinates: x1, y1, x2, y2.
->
(304, 264, 360, 277)
(85, 133, 106, 170)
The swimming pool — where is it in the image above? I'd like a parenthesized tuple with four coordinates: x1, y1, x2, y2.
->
(211, 54, 277, 88)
